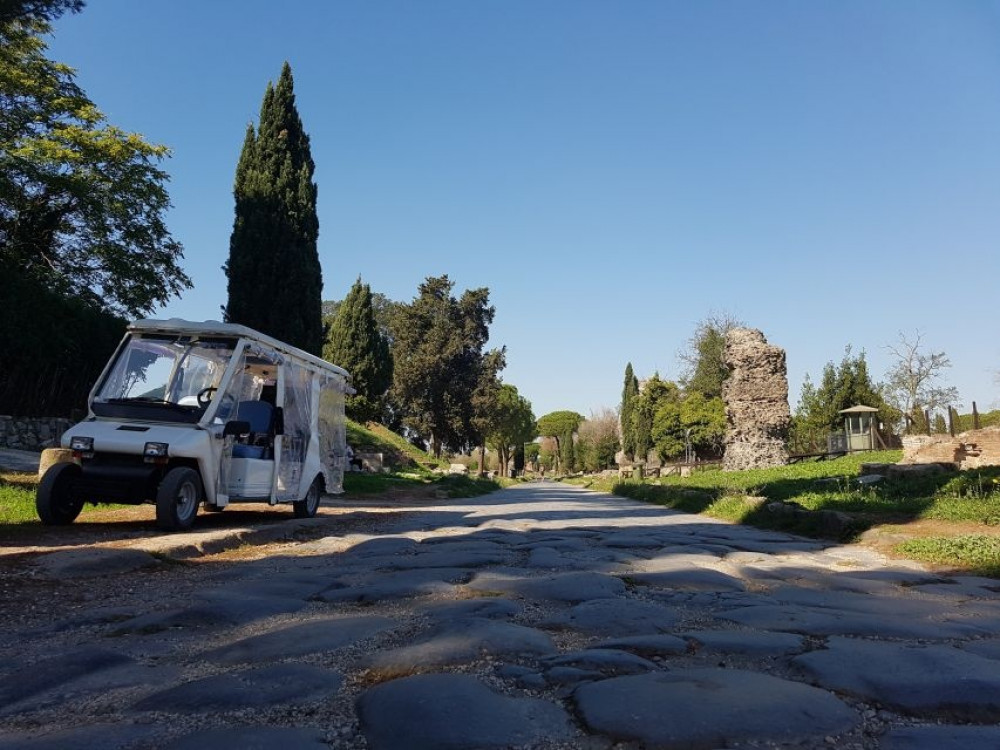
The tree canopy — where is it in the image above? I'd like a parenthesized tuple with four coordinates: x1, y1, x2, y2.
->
(1, 2, 190, 317)
(883, 331, 959, 433)
(389, 275, 504, 457)
(536, 410, 583, 473)
(791, 347, 892, 451)
(484, 384, 536, 476)
(678, 313, 743, 399)
(224, 62, 323, 354)
(323, 278, 392, 423)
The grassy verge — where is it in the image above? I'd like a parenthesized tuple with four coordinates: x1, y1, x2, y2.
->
(342, 470, 501, 499)
(895, 536, 1000, 578)
(566, 451, 1000, 577)
(0, 472, 39, 524)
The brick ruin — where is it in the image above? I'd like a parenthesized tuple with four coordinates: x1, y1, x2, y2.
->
(900, 427, 1000, 470)
(722, 328, 790, 471)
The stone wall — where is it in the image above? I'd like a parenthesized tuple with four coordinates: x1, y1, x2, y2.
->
(722, 328, 790, 471)
(0, 416, 72, 451)
(901, 427, 1000, 470)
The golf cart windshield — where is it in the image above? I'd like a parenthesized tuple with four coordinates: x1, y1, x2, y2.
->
(92, 334, 238, 423)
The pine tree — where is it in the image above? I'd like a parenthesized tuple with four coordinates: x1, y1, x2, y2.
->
(621, 363, 638, 461)
(224, 62, 323, 354)
(323, 278, 392, 422)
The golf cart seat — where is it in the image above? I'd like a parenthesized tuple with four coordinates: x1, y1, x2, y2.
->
(232, 400, 274, 459)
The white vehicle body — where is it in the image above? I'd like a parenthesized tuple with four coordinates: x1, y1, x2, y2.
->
(43, 319, 352, 530)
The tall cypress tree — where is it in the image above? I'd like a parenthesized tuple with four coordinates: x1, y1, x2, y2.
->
(224, 62, 323, 354)
(621, 362, 638, 461)
(323, 278, 392, 423)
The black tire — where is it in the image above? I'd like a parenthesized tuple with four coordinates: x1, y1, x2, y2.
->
(293, 476, 322, 518)
(36, 462, 84, 525)
(155, 467, 202, 531)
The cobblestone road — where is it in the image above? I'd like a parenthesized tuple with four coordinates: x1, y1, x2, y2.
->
(2, 482, 1000, 749)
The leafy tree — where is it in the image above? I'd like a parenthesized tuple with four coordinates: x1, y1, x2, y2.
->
(323, 278, 392, 422)
(560, 431, 576, 473)
(884, 331, 960, 434)
(323, 292, 397, 341)
(680, 392, 726, 459)
(1, 2, 190, 317)
(620, 363, 638, 461)
(678, 313, 744, 399)
(633, 375, 677, 462)
(536, 411, 584, 473)
(483, 384, 536, 477)
(791, 347, 894, 451)
(389, 275, 503, 457)
(224, 62, 322, 354)
(576, 408, 621, 472)
(1, 1, 82, 26)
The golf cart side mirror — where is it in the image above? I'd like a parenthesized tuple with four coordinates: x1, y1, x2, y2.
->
(223, 420, 251, 437)
(272, 407, 284, 436)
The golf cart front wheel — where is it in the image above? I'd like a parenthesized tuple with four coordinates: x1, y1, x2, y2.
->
(36, 462, 84, 525)
(156, 467, 202, 531)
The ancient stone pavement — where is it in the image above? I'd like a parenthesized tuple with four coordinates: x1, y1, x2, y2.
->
(3, 482, 1000, 749)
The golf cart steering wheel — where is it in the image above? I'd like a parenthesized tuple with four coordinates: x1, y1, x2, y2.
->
(196, 386, 217, 408)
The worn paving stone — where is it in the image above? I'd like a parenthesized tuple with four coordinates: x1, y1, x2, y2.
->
(108, 594, 308, 635)
(383, 549, 508, 570)
(32, 548, 160, 579)
(629, 568, 748, 592)
(132, 664, 343, 713)
(592, 634, 689, 657)
(680, 630, 806, 656)
(574, 668, 858, 748)
(959, 637, 1000, 661)
(539, 597, 678, 636)
(0, 647, 133, 711)
(365, 618, 556, 677)
(540, 648, 658, 675)
(357, 673, 576, 750)
(466, 570, 625, 602)
(202, 615, 396, 664)
(418, 598, 521, 621)
(793, 636, 1000, 720)
(314, 568, 473, 603)
(720, 603, 988, 640)
(880, 724, 1000, 750)
(0, 724, 157, 749)
(163, 726, 328, 749)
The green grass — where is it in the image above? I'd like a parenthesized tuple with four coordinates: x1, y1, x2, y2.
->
(570, 451, 1000, 533)
(341, 470, 500, 498)
(0, 472, 38, 524)
(347, 420, 448, 473)
(895, 536, 1000, 578)
(566, 451, 1000, 575)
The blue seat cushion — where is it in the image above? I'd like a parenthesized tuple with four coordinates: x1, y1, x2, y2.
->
(232, 444, 266, 459)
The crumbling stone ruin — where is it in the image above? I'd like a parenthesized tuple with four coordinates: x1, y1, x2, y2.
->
(722, 328, 790, 471)
(900, 426, 1000, 470)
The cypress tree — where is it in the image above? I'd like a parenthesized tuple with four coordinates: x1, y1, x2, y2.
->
(224, 62, 323, 354)
(621, 363, 638, 461)
(323, 278, 392, 423)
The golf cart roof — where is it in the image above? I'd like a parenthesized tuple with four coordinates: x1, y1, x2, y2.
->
(130, 318, 351, 379)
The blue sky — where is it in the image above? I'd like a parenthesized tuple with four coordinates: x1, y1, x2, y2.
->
(48, 1, 1000, 418)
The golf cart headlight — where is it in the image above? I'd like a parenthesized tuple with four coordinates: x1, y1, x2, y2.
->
(144, 442, 169, 458)
(70, 436, 94, 452)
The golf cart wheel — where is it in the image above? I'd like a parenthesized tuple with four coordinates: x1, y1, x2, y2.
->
(156, 467, 202, 531)
(293, 477, 322, 518)
(36, 462, 84, 525)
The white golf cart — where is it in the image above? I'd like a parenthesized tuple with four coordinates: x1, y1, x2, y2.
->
(36, 319, 352, 531)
